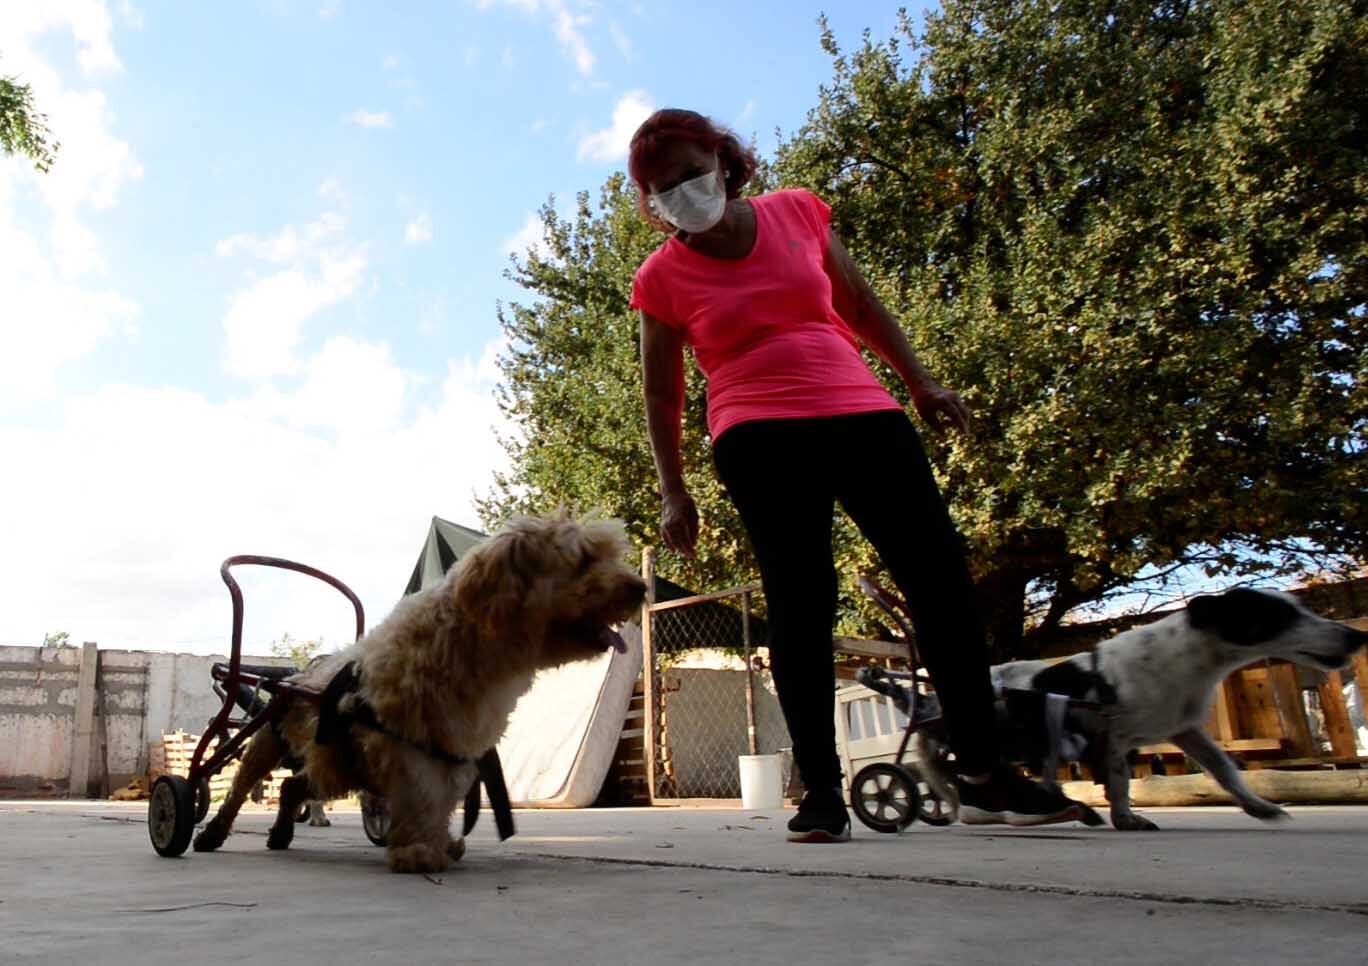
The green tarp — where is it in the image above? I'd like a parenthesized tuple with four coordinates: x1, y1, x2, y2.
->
(403, 516, 488, 595)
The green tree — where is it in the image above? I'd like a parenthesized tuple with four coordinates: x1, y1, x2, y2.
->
(270, 632, 324, 669)
(485, 0, 1367, 659)
(773, 0, 1366, 655)
(1, 63, 58, 172)
(42, 630, 72, 648)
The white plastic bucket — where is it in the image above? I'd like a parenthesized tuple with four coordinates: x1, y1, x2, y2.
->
(738, 754, 784, 810)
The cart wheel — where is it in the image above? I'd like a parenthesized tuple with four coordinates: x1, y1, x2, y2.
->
(906, 765, 955, 826)
(850, 763, 921, 833)
(194, 776, 211, 824)
(361, 792, 390, 847)
(148, 775, 195, 857)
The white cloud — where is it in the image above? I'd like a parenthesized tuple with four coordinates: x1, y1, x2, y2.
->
(530, 118, 549, 134)
(502, 211, 547, 260)
(319, 0, 342, 20)
(736, 99, 757, 126)
(404, 212, 433, 245)
(346, 109, 393, 129)
(475, 0, 596, 76)
(0, 219, 138, 401)
(501, 44, 515, 69)
(382, 53, 401, 71)
(0, 338, 513, 652)
(417, 293, 446, 337)
(317, 176, 346, 203)
(0, 0, 143, 403)
(248, 334, 408, 435)
(0, 3, 124, 75)
(116, 0, 145, 30)
(463, 44, 480, 68)
(217, 212, 368, 379)
(216, 211, 347, 263)
(576, 90, 653, 163)
(607, 20, 631, 60)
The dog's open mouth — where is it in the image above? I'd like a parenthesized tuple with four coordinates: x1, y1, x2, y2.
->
(598, 626, 627, 654)
(561, 619, 627, 654)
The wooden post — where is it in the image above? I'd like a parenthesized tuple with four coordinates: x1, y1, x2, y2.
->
(69, 642, 100, 799)
(1266, 662, 1317, 758)
(1354, 650, 1368, 712)
(1317, 671, 1359, 759)
(1211, 677, 1238, 743)
(742, 590, 758, 757)
(640, 547, 658, 805)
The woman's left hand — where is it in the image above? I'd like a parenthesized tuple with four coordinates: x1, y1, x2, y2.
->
(910, 381, 971, 435)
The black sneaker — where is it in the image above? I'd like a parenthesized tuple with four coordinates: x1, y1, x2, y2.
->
(786, 787, 851, 843)
(954, 766, 1084, 827)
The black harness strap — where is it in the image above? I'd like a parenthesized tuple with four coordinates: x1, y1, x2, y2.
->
(463, 749, 516, 841)
(1086, 649, 1118, 786)
(316, 661, 515, 840)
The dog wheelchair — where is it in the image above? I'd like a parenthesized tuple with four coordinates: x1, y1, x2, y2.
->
(844, 576, 1109, 833)
(147, 555, 507, 858)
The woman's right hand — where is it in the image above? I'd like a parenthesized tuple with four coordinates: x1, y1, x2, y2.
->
(660, 489, 700, 558)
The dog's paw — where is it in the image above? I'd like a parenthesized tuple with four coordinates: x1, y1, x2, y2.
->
(447, 836, 466, 863)
(387, 842, 450, 875)
(193, 821, 228, 852)
(266, 825, 294, 851)
(1244, 800, 1289, 823)
(1112, 812, 1160, 831)
(1077, 804, 1107, 827)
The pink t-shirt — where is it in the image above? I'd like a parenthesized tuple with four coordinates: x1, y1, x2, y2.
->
(630, 188, 901, 441)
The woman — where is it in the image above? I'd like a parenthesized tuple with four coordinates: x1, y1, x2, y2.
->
(629, 109, 1083, 842)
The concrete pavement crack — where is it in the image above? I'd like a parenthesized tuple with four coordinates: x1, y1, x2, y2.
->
(514, 850, 1368, 919)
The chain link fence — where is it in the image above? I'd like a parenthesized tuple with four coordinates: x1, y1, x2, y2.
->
(641, 559, 793, 801)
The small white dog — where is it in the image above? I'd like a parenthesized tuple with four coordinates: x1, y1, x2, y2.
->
(921, 588, 1366, 830)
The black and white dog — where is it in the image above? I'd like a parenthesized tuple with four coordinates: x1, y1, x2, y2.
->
(921, 588, 1367, 830)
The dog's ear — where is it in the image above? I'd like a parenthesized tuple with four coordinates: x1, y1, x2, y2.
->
(1187, 589, 1301, 646)
(451, 529, 535, 634)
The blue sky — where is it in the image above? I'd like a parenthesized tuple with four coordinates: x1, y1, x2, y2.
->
(0, 1, 931, 653)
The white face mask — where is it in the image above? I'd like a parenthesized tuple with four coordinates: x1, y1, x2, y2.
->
(651, 163, 726, 234)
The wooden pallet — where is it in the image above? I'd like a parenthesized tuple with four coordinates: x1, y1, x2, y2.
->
(153, 731, 294, 806)
(596, 679, 651, 805)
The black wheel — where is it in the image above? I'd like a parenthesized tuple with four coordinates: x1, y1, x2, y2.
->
(193, 776, 211, 824)
(361, 792, 389, 847)
(850, 763, 921, 833)
(148, 775, 195, 857)
(905, 764, 955, 826)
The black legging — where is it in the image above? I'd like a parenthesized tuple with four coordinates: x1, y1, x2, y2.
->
(713, 409, 1000, 789)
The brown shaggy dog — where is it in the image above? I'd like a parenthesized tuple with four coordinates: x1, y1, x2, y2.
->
(193, 513, 646, 873)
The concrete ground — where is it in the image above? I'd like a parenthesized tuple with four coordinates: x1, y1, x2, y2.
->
(1, 801, 1365, 965)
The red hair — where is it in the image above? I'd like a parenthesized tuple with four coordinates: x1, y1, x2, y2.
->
(628, 109, 757, 232)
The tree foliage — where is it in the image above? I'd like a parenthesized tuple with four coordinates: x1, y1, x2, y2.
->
(485, 0, 1367, 660)
(0, 63, 58, 172)
(270, 632, 324, 670)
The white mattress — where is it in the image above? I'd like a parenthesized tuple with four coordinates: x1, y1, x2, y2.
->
(497, 622, 642, 808)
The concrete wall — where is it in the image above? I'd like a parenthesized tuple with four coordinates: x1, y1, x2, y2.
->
(0, 646, 82, 794)
(0, 645, 291, 797)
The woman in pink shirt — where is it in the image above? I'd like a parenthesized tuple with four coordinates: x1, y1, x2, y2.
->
(630, 109, 1082, 841)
